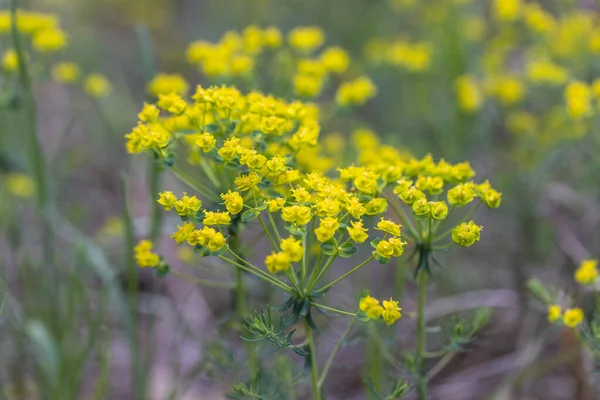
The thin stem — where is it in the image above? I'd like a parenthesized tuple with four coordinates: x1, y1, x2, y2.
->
(385, 192, 419, 240)
(219, 254, 292, 292)
(11, 0, 53, 268)
(416, 270, 428, 400)
(258, 214, 278, 249)
(318, 318, 356, 388)
(307, 254, 338, 293)
(170, 166, 220, 202)
(301, 226, 309, 287)
(317, 255, 374, 293)
(304, 318, 321, 400)
(267, 212, 282, 242)
(427, 350, 456, 380)
(170, 270, 236, 289)
(310, 302, 356, 317)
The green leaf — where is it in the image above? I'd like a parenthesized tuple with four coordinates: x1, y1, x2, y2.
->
(370, 237, 381, 249)
(156, 262, 170, 278)
(321, 238, 338, 256)
(374, 253, 390, 265)
(241, 209, 260, 222)
(339, 242, 357, 258)
(256, 203, 268, 212)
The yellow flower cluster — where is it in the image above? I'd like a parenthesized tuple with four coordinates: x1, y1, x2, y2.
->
(547, 305, 584, 328)
(0, 9, 67, 53)
(147, 73, 190, 97)
(364, 38, 433, 72)
(134, 240, 160, 268)
(575, 259, 598, 285)
(336, 77, 377, 107)
(359, 295, 402, 325)
(186, 25, 282, 78)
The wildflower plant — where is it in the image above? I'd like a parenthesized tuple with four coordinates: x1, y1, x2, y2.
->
(126, 64, 501, 398)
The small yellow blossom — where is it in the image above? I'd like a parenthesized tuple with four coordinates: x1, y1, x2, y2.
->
(84, 74, 112, 98)
(265, 251, 291, 273)
(575, 259, 598, 285)
(221, 191, 244, 215)
(563, 308, 584, 328)
(203, 211, 232, 226)
(452, 221, 482, 247)
(547, 305, 562, 322)
(382, 298, 402, 325)
(280, 237, 303, 262)
(347, 220, 369, 243)
(157, 191, 177, 211)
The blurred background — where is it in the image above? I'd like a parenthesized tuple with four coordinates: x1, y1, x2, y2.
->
(2, 0, 600, 399)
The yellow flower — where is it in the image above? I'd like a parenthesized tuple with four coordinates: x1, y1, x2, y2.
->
(4, 173, 34, 198)
(203, 211, 231, 226)
(447, 183, 475, 206)
(336, 76, 377, 107)
(493, 0, 520, 22)
(265, 251, 292, 273)
(430, 201, 449, 220)
(32, 28, 68, 52)
(455, 75, 483, 113)
(2, 49, 17, 71)
(134, 240, 160, 268)
(382, 298, 402, 325)
(346, 197, 367, 219)
(575, 259, 598, 285)
(294, 74, 323, 98)
(347, 220, 369, 243)
(359, 295, 383, 319)
(174, 194, 202, 217)
(288, 26, 325, 53)
(84, 74, 112, 98)
(398, 186, 426, 205)
(292, 187, 312, 203)
(415, 176, 444, 195)
(157, 93, 187, 115)
(138, 103, 160, 123)
(235, 172, 262, 192)
(316, 198, 341, 217)
(412, 198, 430, 216)
(221, 191, 244, 215)
(375, 240, 395, 258)
(354, 173, 378, 196)
(314, 217, 340, 243)
(320, 46, 350, 74)
(170, 222, 196, 245)
(547, 305, 562, 322)
(364, 198, 387, 215)
(388, 237, 406, 257)
(264, 26, 282, 48)
(376, 218, 401, 237)
(280, 237, 303, 262)
(565, 81, 592, 119)
(230, 55, 254, 76)
(281, 205, 312, 226)
(207, 232, 227, 252)
(563, 308, 584, 328)
(147, 73, 189, 97)
(195, 132, 216, 152)
(267, 197, 286, 212)
(452, 221, 482, 247)
(157, 191, 177, 211)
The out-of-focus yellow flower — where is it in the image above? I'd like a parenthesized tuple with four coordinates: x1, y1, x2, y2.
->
(563, 308, 584, 328)
(565, 81, 592, 119)
(52, 62, 81, 84)
(575, 259, 598, 285)
(288, 26, 324, 54)
(493, 0, 520, 22)
(263, 26, 282, 48)
(32, 28, 68, 52)
(4, 173, 34, 198)
(547, 305, 561, 322)
(455, 75, 483, 113)
(336, 76, 377, 107)
(294, 74, 323, 98)
(147, 73, 189, 97)
(320, 47, 350, 74)
(2, 49, 17, 71)
(526, 59, 568, 85)
(99, 216, 124, 237)
(485, 75, 525, 105)
(84, 74, 112, 98)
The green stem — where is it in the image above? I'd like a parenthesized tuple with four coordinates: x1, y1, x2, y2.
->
(416, 270, 428, 400)
(11, 0, 53, 268)
(317, 255, 374, 293)
(318, 318, 355, 388)
(307, 253, 337, 293)
(310, 302, 356, 317)
(219, 254, 292, 292)
(229, 232, 259, 376)
(304, 318, 321, 400)
(170, 270, 236, 289)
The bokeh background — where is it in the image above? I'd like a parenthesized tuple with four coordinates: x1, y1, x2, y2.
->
(2, 0, 600, 399)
